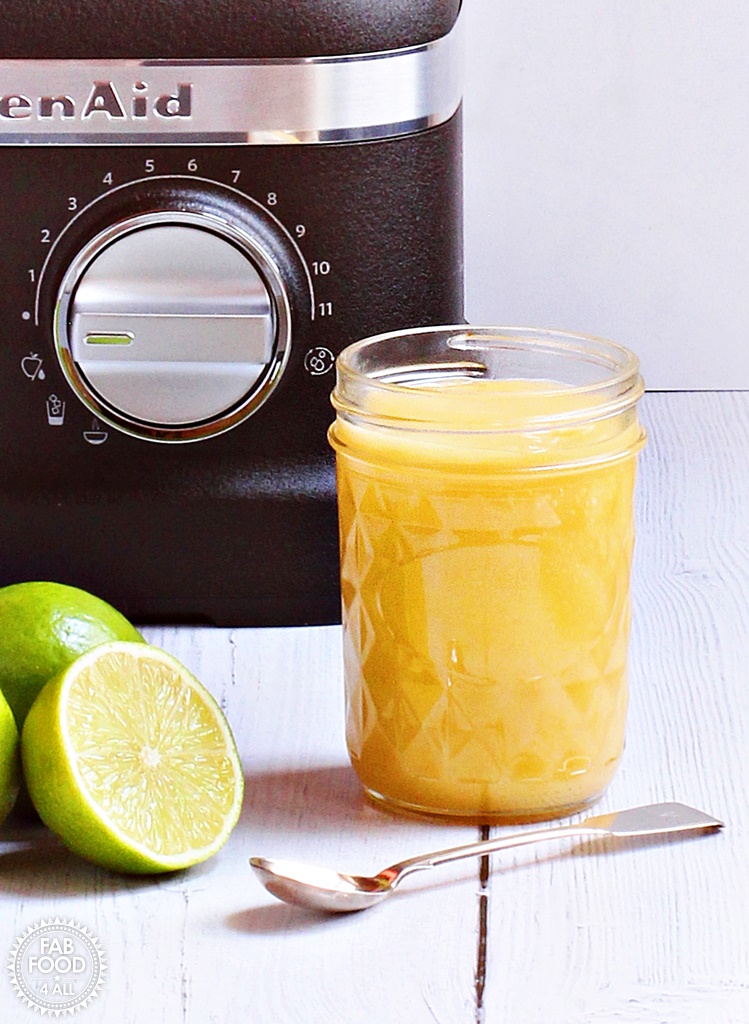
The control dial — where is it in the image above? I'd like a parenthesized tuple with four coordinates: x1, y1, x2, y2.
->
(53, 183, 296, 443)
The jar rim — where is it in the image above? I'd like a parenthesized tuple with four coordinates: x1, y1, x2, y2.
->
(332, 325, 644, 433)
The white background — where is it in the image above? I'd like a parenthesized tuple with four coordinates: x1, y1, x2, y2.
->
(463, 0, 749, 389)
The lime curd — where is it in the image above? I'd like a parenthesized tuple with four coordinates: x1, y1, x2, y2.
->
(329, 328, 646, 822)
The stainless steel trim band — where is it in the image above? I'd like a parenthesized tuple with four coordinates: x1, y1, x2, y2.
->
(0, 12, 463, 145)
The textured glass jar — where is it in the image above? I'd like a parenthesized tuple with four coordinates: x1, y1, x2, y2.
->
(329, 326, 646, 822)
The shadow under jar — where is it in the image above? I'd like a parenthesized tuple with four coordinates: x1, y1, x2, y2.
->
(329, 326, 646, 823)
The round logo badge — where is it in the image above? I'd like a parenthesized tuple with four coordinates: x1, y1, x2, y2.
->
(8, 918, 106, 1016)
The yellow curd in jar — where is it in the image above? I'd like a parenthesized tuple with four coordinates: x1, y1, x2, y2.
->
(330, 377, 645, 822)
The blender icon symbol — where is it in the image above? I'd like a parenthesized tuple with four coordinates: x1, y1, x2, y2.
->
(46, 394, 66, 426)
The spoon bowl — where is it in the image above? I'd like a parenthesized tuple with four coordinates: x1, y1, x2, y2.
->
(250, 857, 392, 912)
(250, 802, 722, 914)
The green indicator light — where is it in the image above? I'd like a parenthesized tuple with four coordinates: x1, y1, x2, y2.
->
(84, 333, 134, 346)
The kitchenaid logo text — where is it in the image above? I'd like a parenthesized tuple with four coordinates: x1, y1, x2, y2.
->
(0, 81, 192, 120)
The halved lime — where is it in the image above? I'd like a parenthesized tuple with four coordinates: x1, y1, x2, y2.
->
(22, 642, 244, 873)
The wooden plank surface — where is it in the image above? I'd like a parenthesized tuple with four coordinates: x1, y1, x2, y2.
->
(480, 392, 748, 1023)
(0, 625, 482, 1024)
(0, 392, 747, 1023)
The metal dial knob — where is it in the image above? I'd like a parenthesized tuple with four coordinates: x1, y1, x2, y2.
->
(55, 210, 292, 442)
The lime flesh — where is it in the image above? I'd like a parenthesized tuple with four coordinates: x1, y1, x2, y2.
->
(22, 642, 244, 873)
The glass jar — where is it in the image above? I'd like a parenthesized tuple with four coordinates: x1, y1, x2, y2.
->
(328, 326, 646, 822)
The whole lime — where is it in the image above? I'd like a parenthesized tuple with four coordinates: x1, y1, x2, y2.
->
(0, 582, 144, 729)
(0, 689, 20, 826)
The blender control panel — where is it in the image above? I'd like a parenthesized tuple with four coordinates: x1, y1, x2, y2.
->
(8, 150, 341, 445)
(1, 123, 462, 464)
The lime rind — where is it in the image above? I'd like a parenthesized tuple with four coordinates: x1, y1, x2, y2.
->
(22, 642, 244, 873)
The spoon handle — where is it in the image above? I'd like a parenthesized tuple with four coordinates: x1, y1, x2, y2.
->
(384, 802, 722, 882)
(386, 823, 597, 881)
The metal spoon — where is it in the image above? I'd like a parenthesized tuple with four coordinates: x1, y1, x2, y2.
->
(250, 802, 722, 913)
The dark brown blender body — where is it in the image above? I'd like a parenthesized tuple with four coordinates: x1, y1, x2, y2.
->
(0, 0, 464, 624)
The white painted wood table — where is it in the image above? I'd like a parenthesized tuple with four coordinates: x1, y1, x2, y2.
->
(0, 392, 746, 1023)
